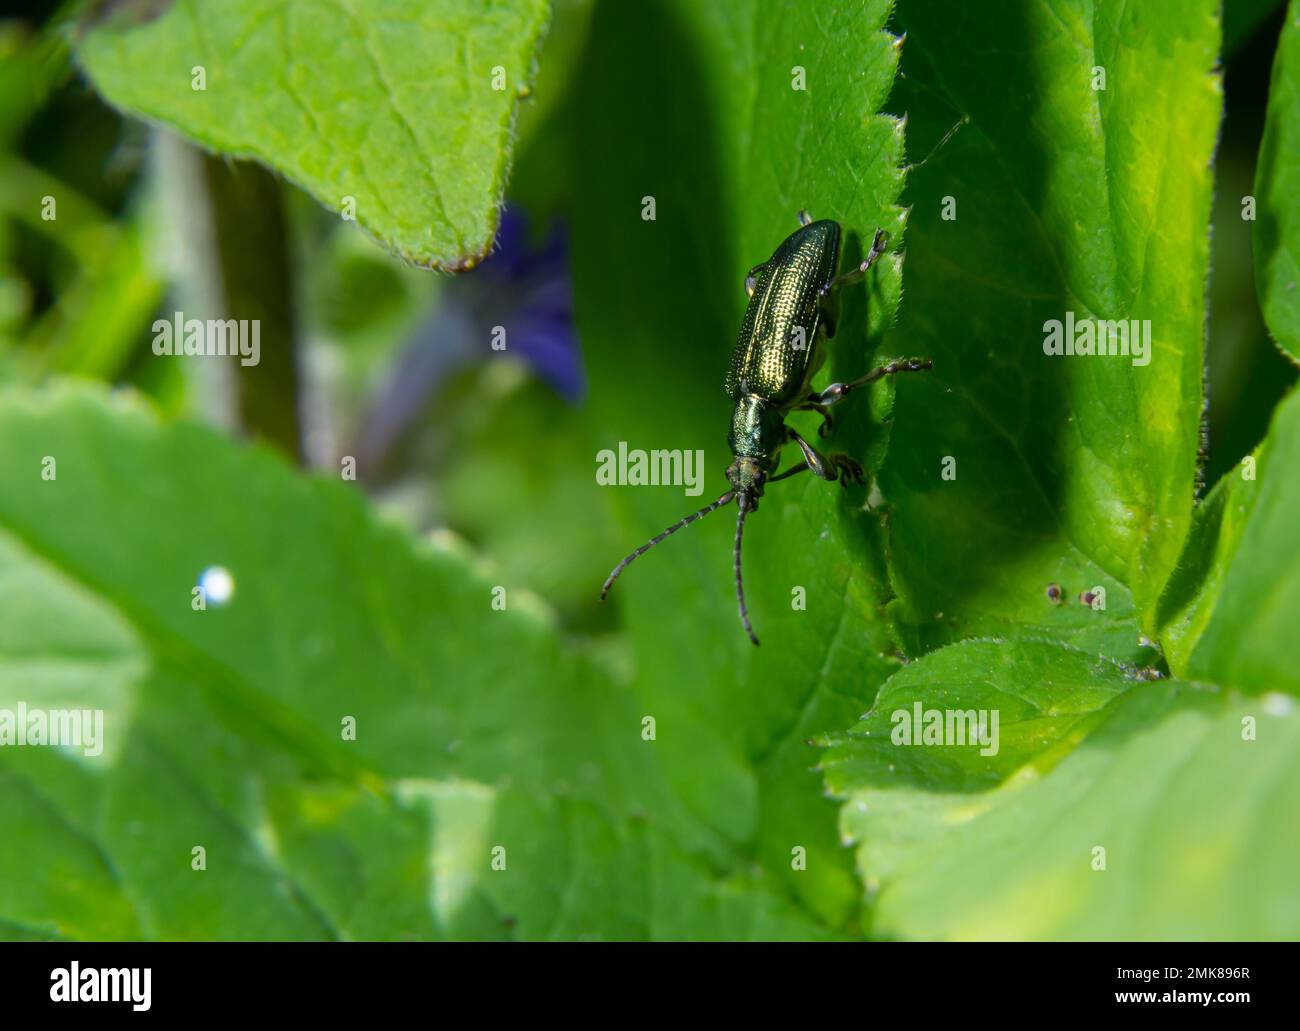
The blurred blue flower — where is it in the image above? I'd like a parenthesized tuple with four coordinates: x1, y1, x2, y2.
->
(471, 209, 583, 402)
(355, 206, 582, 473)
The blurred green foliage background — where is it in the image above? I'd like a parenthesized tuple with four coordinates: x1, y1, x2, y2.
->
(0, 0, 1297, 940)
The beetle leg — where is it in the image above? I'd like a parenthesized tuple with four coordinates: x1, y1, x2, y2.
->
(827, 453, 867, 487)
(787, 428, 830, 479)
(798, 209, 814, 226)
(789, 429, 867, 488)
(744, 262, 766, 298)
(812, 357, 933, 408)
(768, 461, 811, 484)
(820, 228, 890, 296)
(819, 301, 838, 339)
(796, 399, 835, 437)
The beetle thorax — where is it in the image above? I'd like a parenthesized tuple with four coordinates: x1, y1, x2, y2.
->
(728, 394, 785, 460)
(727, 395, 783, 497)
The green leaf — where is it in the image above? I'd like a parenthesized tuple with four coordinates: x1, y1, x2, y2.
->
(0, 533, 144, 939)
(824, 638, 1300, 940)
(1255, 0, 1300, 360)
(75, 0, 550, 269)
(819, 639, 1136, 795)
(565, 0, 908, 927)
(879, 0, 1221, 651)
(1158, 388, 1300, 694)
(0, 386, 830, 939)
(1154, 463, 1263, 677)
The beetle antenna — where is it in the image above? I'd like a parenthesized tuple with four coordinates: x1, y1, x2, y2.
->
(905, 113, 970, 172)
(734, 494, 759, 646)
(601, 490, 736, 600)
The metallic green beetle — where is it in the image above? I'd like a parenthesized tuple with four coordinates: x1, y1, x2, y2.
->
(601, 210, 931, 645)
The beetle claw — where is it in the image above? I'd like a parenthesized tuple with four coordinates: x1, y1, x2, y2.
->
(829, 454, 866, 487)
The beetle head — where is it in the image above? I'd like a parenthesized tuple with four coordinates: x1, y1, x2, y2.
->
(725, 457, 767, 506)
